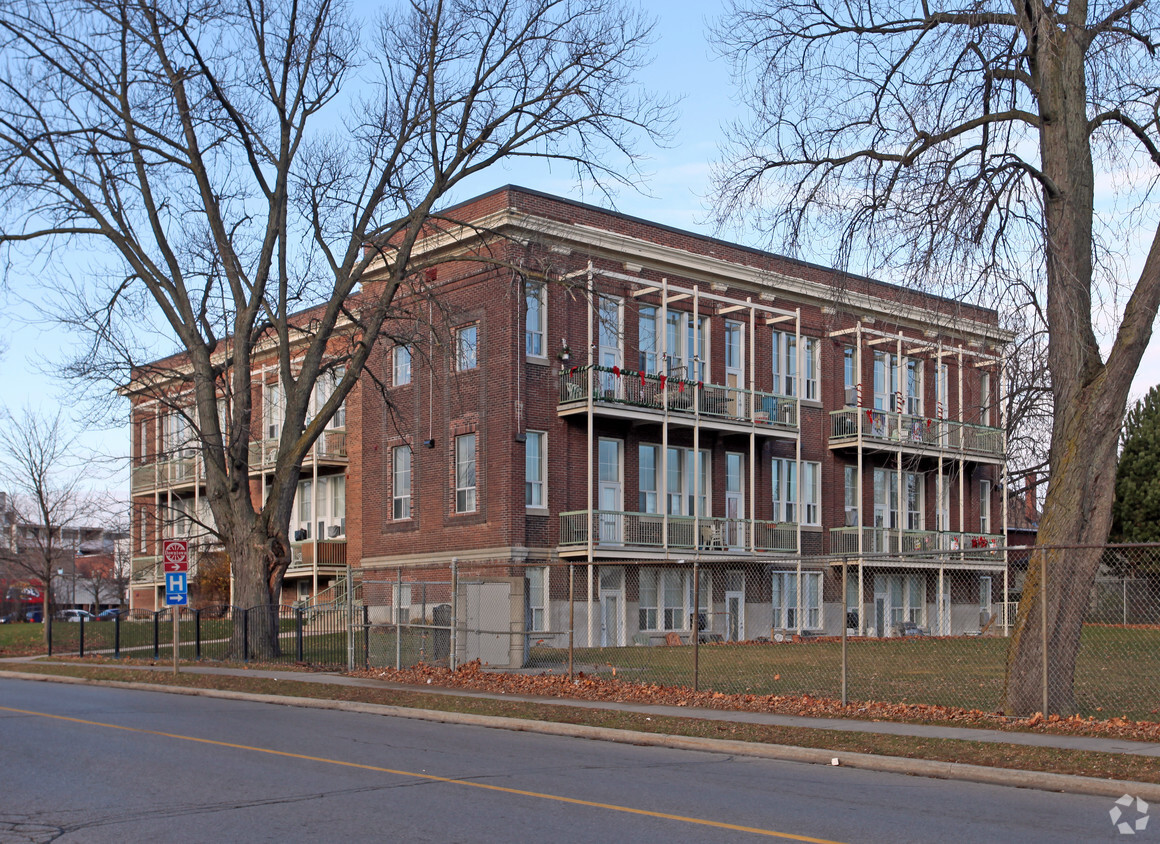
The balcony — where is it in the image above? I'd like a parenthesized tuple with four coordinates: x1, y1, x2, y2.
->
(829, 527, 1005, 560)
(559, 510, 798, 556)
(250, 428, 348, 470)
(288, 539, 348, 573)
(130, 455, 199, 494)
(559, 365, 797, 434)
(828, 409, 1003, 461)
(131, 556, 162, 583)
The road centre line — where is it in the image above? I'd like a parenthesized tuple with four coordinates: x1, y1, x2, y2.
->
(0, 704, 843, 843)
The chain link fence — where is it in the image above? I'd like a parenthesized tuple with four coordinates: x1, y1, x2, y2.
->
(48, 544, 1160, 719)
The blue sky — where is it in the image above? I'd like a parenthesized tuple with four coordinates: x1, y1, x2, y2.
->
(2, 0, 1159, 496)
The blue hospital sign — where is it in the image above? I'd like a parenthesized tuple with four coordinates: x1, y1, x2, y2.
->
(165, 572, 188, 605)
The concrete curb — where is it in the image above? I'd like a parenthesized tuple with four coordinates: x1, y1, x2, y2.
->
(6, 670, 1159, 801)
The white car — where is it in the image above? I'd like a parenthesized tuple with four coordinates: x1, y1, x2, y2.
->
(59, 609, 97, 623)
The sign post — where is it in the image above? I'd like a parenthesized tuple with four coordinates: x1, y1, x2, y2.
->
(163, 540, 189, 675)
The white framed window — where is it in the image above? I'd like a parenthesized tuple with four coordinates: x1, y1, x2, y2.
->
(802, 337, 819, 401)
(665, 310, 707, 380)
(771, 570, 822, 630)
(873, 468, 898, 529)
(980, 479, 991, 534)
(330, 475, 346, 536)
(638, 567, 698, 632)
(905, 358, 923, 416)
(874, 352, 899, 411)
(843, 347, 857, 406)
(638, 443, 659, 514)
(393, 345, 412, 386)
(666, 447, 709, 517)
(771, 458, 797, 523)
(295, 479, 312, 539)
(638, 306, 658, 374)
(455, 324, 478, 371)
(802, 461, 820, 526)
(980, 371, 992, 426)
(525, 431, 545, 508)
(455, 433, 477, 513)
(527, 566, 548, 631)
(312, 366, 346, 429)
(771, 331, 797, 396)
(393, 445, 412, 519)
(525, 283, 545, 358)
(885, 573, 926, 628)
(844, 465, 858, 526)
(905, 472, 923, 530)
(263, 382, 283, 440)
(980, 575, 993, 617)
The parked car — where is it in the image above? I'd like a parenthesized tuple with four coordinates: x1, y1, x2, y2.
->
(59, 609, 97, 623)
(0, 613, 15, 624)
(24, 608, 43, 623)
(97, 608, 126, 622)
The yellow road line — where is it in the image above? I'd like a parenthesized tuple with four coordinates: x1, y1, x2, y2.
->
(1, 704, 844, 842)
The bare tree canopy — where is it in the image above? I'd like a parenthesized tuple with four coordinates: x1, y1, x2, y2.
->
(712, 0, 1160, 714)
(0, 0, 671, 654)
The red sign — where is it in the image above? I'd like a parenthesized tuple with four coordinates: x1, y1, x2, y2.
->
(163, 539, 189, 572)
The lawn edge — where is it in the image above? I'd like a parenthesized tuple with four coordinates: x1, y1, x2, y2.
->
(4, 668, 1158, 801)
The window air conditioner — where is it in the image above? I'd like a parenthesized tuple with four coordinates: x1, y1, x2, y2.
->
(844, 387, 858, 407)
(326, 525, 341, 538)
(293, 528, 307, 542)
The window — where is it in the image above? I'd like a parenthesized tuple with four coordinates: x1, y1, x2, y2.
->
(844, 465, 858, 526)
(639, 568, 658, 630)
(525, 431, 545, 508)
(980, 372, 992, 426)
(638, 567, 697, 631)
(873, 352, 899, 411)
(638, 306, 658, 374)
(638, 444, 659, 514)
(802, 337, 819, 401)
(330, 475, 346, 535)
(455, 324, 478, 370)
(771, 458, 797, 523)
(905, 472, 923, 530)
(525, 283, 545, 357)
(393, 445, 412, 519)
(980, 575, 993, 617)
(455, 433, 477, 513)
(873, 468, 898, 529)
(665, 310, 707, 380)
(885, 573, 926, 628)
(312, 366, 346, 428)
(905, 358, 923, 416)
(296, 479, 312, 539)
(771, 570, 822, 630)
(980, 479, 991, 534)
(771, 331, 797, 396)
(724, 321, 743, 374)
(666, 447, 709, 516)
(393, 345, 412, 386)
(527, 566, 547, 631)
(937, 363, 950, 417)
(263, 382, 283, 440)
(801, 461, 820, 525)
(843, 347, 857, 406)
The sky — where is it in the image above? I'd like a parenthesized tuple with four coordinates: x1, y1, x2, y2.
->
(2, 0, 1160, 497)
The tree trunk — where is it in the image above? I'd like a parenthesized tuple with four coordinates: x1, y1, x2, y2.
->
(229, 530, 286, 660)
(1004, 382, 1122, 714)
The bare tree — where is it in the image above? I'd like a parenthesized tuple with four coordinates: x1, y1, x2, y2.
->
(0, 408, 100, 644)
(0, 0, 670, 656)
(712, 0, 1160, 714)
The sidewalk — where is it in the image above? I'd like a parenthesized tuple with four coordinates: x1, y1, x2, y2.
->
(7, 655, 1159, 758)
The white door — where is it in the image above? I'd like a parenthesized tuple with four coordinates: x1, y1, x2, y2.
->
(597, 297, 623, 397)
(873, 574, 887, 637)
(725, 590, 745, 642)
(600, 591, 622, 646)
(598, 439, 622, 543)
(725, 320, 745, 418)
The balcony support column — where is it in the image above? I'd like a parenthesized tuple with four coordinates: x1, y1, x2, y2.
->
(585, 261, 595, 648)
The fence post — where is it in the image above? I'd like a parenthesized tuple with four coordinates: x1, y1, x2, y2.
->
(296, 606, 304, 663)
(1124, 576, 1129, 626)
(114, 613, 120, 659)
(195, 609, 202, 661)
(395, 567, 403, 670)
(841, 556, 848, 707)
(346, 567, 355, 673)
(363, 604, 369, 669)
(568, 563, 574, 680)
(691, 560, 699, 691)
(242, 607, 250, 663)
(46, 616, 52, 657)
(450, 558, 459, 672)
(79, 616, 85, 659)
(152, 612, 159, 660)
(1041, 553, 1049, 715)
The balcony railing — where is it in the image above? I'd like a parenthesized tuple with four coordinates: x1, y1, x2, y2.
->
(130, 454, 199, 493)
(560, 510, 798, 554)
(829, 409, 1003, 458)
(559, 365, 797, 430)
(288, 539, 348, 570)
(250, 428, 347, 470)
(829, 527, 1005, 557)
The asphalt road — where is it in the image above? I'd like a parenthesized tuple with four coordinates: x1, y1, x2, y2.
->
(0, 678, 1143, 843)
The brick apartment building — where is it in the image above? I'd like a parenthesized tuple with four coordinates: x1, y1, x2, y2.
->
(128, 185, 1010, 643)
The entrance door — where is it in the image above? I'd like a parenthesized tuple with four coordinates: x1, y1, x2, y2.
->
(725, 320, 745, 418)
(725, 590, 745, 641)
(873, 574, 887, 637)
(600, 591, 622, 646)
(598, 439, 622, 544)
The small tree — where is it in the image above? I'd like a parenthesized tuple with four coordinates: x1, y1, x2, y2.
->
(1111, 386, 1160, 547)
(0, 408, 101, 644)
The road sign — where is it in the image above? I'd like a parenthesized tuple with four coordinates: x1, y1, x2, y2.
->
(163, 539, 189, 572)
(165, 572, 187, 593)
(165, 591, 188, 606)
